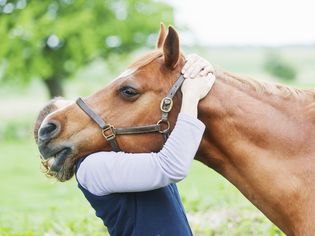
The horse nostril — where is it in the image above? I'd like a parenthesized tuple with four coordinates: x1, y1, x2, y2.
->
(39, 122, 59, 142)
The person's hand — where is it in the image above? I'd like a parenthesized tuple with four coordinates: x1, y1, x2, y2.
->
(181, 73, 215, 101)
(181, 54, 215, 101)
(180, 73, 215, 117)
(179, 54, 215, 117)
(181, 54, 214, 78)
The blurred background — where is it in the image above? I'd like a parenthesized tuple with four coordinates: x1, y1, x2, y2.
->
(0, 0, 314, 235)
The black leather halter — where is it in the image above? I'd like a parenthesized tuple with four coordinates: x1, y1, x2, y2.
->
(76, 73, 185, 151)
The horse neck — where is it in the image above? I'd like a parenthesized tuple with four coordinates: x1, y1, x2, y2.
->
(197, 71, 315, 235)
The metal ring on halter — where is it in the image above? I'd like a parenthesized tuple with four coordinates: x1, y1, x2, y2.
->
(157, 119, 170, 134)
(160, 97, 173, 113)
(102, 125, 116, 141)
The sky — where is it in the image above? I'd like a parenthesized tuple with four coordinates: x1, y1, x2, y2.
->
(168, 0, 315, 46)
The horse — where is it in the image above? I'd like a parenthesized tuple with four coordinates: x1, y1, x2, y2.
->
(36, 24, 315, 235)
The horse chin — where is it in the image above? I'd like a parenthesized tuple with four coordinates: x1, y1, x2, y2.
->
(41, 148, 77, 182)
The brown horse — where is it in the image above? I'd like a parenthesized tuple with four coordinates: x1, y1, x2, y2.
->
(36, 24, 315, 235)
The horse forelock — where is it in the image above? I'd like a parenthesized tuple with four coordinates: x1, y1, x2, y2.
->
(127, 50, 163, 71)
(121, 50, 184, 90)
(112, 51, 164, 83)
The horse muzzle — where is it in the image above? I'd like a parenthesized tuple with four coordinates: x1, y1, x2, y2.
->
(38, 121, 72, 173)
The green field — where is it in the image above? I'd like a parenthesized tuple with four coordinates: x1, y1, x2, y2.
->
(0, 140, 283, 235)
(1, 46, 314, 235)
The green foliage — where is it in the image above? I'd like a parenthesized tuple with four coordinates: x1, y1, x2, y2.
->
(0, 119, 32, 141)
(0, 0, 174, 96)
(264, 53, 297, 81)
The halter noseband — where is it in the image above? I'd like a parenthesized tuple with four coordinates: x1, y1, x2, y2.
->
(76, 73, 185, 152)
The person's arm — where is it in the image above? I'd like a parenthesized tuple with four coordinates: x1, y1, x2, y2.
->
(77, 113, 205, 196)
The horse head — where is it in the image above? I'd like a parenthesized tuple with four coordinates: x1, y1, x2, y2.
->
(35, 24, 186, 181)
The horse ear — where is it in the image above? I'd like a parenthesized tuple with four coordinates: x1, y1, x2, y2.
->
(163, 26, 180, 69)
(156, 23, 166, 48)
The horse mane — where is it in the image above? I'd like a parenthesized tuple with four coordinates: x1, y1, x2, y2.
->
(219, 70, 315, 100)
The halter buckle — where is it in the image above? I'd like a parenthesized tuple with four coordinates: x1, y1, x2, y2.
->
(102, 125, 116, 141)
(160, 97, 173, 113)
(157, 119, 170, 134)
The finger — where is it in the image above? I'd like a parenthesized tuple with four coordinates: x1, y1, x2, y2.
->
(196, 76, 215, 100)
(203, 75, 216, 95)
(182, 57, 199, 75)
(190, 60, 208, 78)
(201, 74, 215, 86)
(184, 54, 194, 62)
(185, 53, 198, 61)
(189, 59, 209, 78)
(182, 54, 199, 75)
(200, 65, 214, 76)
(207, 73, 216, 88)
(182, 54, 196, 68)
(199, 70, 208, 77)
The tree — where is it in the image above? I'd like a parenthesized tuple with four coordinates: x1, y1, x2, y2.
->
(264, 52, 297, 82)
(0, 0, 173, 97)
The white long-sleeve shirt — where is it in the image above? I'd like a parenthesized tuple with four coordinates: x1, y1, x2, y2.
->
(76, 113, 205, 196)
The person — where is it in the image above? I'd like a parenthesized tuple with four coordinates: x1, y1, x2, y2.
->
(35, 54, 215, 235)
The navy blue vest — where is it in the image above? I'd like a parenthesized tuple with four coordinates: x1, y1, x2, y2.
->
(75, 160, 193, 236)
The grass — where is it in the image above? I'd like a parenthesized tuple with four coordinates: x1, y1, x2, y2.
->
(0, 139, 284, 235)
(0, 139, 107, 235)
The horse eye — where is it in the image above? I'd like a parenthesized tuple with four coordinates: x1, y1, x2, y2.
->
(119, 86, 139, 99)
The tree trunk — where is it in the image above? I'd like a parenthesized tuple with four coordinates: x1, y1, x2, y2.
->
(44, 77, 64, 98)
